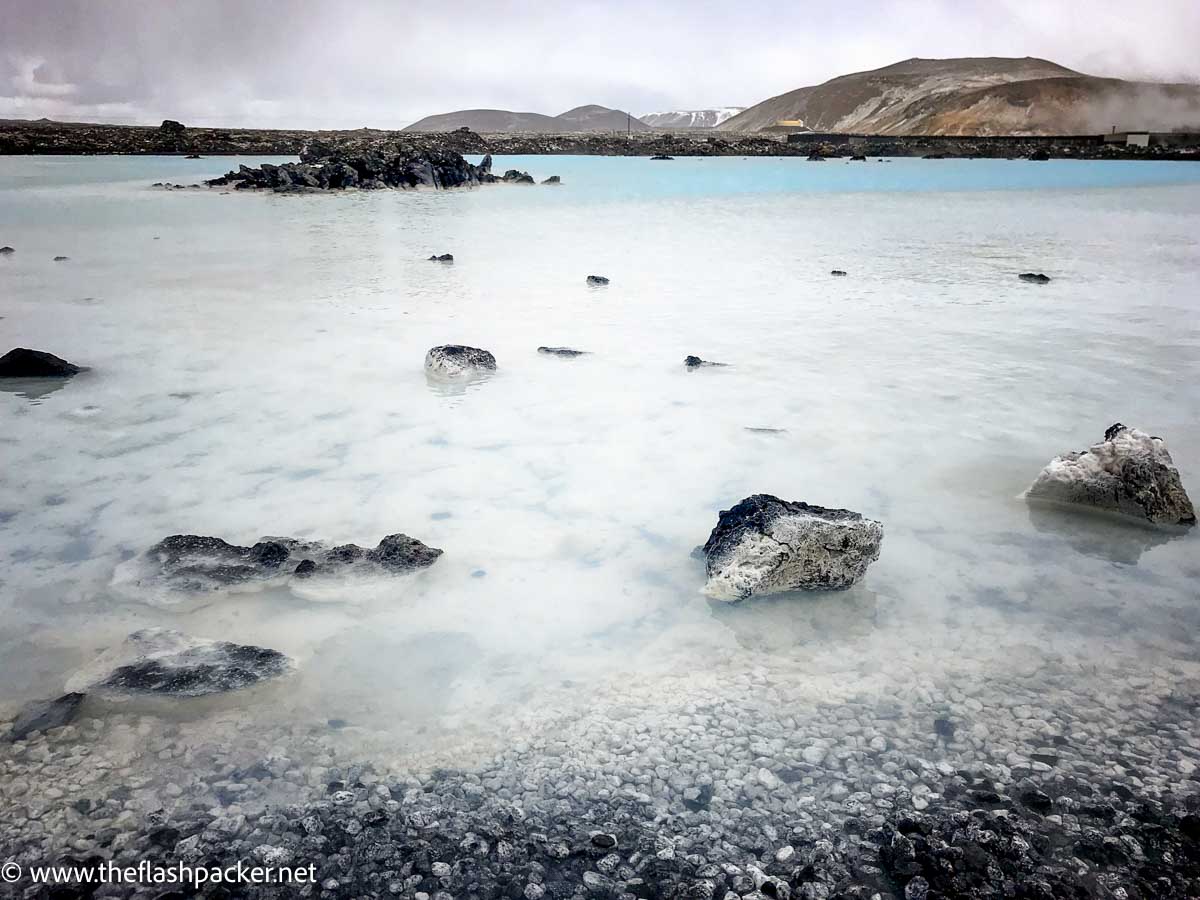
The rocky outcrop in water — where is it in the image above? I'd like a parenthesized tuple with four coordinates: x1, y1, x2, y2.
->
(500, 169, 535, 184)
(701, 494, 883, 600)
(117, 532, 443, 599)
(1026, 424, 1195, 526)
(0, 246, 13, 254)
(1019, 272, 1051, 283)
(4, 693, 85, 742)
(208, 142, 483, 192)
(0, 347, 83, 377)
(541, 175, 561, 184)
(65, 628, 293, 698)
(424, 345, 498, 379)
(538, 346, 588, 357)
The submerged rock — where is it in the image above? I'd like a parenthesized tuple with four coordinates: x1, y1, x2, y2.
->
(5, 693, 85, 741)
(424, 344, 497, 379)
(537, 346, 588, 357)
(0, 347, 83, 377)
(117, 531, 443, 600)
(66, 628, 292, 697)
(685, 355, 726, 368)
(1019, 272, 1051, 284)
(429, 253, 454, 262)
(700, 494, 883, 600)
(586, 275, 610, 286)
(1026, 423, 1195, 526)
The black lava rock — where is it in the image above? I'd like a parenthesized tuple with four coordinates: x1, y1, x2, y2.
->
(0, 347, 83, 377)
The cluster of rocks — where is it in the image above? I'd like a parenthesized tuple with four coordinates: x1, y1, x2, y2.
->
(118, 532, 443, 599)
(207, 141, 483, 192)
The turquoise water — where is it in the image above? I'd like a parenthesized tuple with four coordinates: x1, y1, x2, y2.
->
(1, 154, 1199, 754)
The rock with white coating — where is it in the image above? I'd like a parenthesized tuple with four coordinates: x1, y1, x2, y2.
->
(1026, 423, 1195, 526)
(424, 345, 497, 379)
(65, 628, 293, 697)
(700, 494, 883, 600)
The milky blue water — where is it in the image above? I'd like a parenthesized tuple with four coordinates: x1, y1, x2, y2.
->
(1, 154, 1199, 755)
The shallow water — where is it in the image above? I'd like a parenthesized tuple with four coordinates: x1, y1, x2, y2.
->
(1, 154, 1199, 768)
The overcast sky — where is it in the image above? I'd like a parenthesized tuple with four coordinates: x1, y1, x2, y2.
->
(3, 0, 1198, 129)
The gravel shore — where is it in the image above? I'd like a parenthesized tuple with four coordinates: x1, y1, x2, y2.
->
(4, 634, 1199, 899)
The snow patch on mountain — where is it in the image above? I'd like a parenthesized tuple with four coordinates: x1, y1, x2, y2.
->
(639, 108, 745, 128)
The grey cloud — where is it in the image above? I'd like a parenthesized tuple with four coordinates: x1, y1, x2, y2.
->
(1, 0, 1197, 128)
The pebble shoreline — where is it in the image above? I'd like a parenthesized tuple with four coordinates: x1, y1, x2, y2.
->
(4, 635, 1199, 899)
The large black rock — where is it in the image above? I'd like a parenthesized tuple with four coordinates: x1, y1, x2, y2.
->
(0, 348, 83, 377)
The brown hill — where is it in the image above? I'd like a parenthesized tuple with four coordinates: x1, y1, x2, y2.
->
(719, 57, 1200, 135)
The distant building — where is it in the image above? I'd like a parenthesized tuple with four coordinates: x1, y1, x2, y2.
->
(1103, 131, 1198, 147)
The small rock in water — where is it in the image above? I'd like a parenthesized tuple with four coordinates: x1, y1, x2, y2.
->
(586, 275, 610, 285)
(541, 175, 561, 185)
(700, 493, 883, 600)
(685, 355, 726, 369)
(831, 269, 848, 276)
(1018, 272, 1051, 283)
(429, 253, 454, 262)
(0, 246, 13, 254)
(537, 346, 588, 357)
(66, 628, 293, 697)
(1026, 423, 1195, 526)
(0, 347, 84, 378)
(53, 255, 69, 261)
(5, 693, 86, 741)
(650, 154, 674, 160)
(501, 169, 535, 184)
(424, 344, 497, 379)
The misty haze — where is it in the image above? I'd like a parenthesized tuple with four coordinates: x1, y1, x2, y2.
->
(2, 3, 1200, 900)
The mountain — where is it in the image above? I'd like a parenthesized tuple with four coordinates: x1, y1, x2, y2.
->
(402, 109, 569, 133)
(719, 57, 1200, 135)
(639, 108, 745, 128)
(404, 104, 647, 133)
(556, 105, 649, 132)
